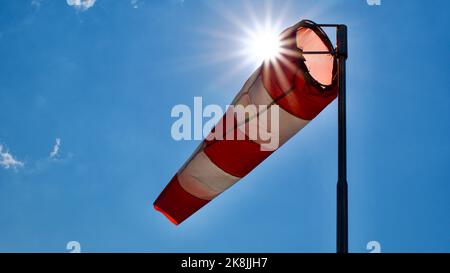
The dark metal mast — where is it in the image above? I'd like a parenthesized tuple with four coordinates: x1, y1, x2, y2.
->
(303, 23, 348, 253)
(336, 24, 348, 254)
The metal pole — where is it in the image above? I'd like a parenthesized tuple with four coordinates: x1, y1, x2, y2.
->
(300, 23, 349, 253)
(336, 24, 348, 254)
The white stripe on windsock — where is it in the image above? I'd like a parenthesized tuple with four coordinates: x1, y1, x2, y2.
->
(235, 75, 310, 147)
(178, 151, 240, 200)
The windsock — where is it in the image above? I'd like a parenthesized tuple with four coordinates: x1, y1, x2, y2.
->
(154, 20, 338, 225)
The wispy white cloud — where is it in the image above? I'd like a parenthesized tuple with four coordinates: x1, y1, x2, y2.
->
(49, 138, 61, 159)
(66, 0, 96, 11)
(31, 0, 42, 8)
(131, 0, 139, 9)
(0, 145, 24, 169)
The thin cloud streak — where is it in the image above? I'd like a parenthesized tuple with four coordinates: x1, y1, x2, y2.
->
(0, 145, 24, 169)
(66, 0, 96, 11)
(49, 138, 61, 159)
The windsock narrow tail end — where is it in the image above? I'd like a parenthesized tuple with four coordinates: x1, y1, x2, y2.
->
(153, 176, 209, 225)
(154, 204, 180, 225)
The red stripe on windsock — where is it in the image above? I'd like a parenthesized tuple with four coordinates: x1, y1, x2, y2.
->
(154, 175, 209, 225)
(262, 67, 337, 120)
(261, 24, 338, 121)
(204, 137, 273, 178)
(203, 103, 273, 178)
(203, 109, 274, 178)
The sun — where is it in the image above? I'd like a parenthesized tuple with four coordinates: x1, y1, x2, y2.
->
(191, 0, 297, 80)
(238, 21, 284, 68)
(246, 27, 281, 63)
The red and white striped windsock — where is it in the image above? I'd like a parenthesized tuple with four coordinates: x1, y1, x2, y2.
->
(154, 20, 338, 225)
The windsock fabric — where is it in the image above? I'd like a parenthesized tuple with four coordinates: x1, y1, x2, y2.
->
(154, 20, 338, 225)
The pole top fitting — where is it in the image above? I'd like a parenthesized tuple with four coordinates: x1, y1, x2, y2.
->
(336, 25, 348, 59)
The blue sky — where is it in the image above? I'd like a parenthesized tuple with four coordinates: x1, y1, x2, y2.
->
(0, 0, 449, 253)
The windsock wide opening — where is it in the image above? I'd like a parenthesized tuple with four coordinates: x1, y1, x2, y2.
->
(295, 20, 337, 89)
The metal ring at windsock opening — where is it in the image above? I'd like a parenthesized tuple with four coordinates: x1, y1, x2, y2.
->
(292, 20, 338, 90)
(154, 19, 338, 225)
